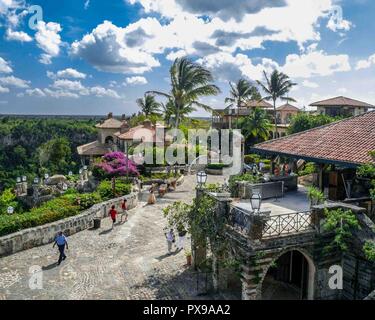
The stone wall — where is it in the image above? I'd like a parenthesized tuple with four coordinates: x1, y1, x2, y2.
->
(0, 192, 138, 258)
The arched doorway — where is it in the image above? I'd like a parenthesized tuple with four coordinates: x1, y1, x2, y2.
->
(260, 250, 315, 300)
(105, 136, 114, 145)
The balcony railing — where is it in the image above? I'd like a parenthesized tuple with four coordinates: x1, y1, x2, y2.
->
(261, 211, 314, 239)
(228, 206, 315, 240)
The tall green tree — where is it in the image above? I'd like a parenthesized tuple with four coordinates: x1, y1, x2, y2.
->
(257, 70, 297, 138)
(147, 57, 220, 129)
(240, 108, 272, 150)
(225, 79, 261, 129)
(136, 94, 161, 117)
(37, 137, 72, 174)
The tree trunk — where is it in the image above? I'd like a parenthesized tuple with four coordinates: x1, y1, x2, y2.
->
(273, 99, 278, 139)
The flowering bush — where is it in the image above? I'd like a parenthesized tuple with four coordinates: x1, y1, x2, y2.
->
(94, 152, 139, 178)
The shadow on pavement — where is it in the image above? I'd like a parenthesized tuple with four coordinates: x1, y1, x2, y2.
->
(99, 228, 113, 236)
(42, 262, 58, 270)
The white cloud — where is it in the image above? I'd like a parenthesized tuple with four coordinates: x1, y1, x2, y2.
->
(125, 76, 148, 85)
(90, 86, 121, 98)
(282, 50, 351, 78)
(302, 80, 319, 88)
(25, 88, 46, 97)
(337, 87, 347, 94)
(0, 57, 13, 73)
(356, 54, 375, 70)
(73, 0, 351, 76)
(48, 68, 87, 79)
(35, 21, 62, 64)
(0, 75, 30, 88)
(5, 28, 32, 42)
(0, 85, 10, 93)
(71, 20, 160, 74)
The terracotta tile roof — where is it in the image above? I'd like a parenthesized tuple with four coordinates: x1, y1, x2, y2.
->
(245, 100, 273, 108)
(252, 111, 375, 166)
(116, 122, 173, 144)
(310, 96, 374, 108)
(277, 103, 300, 111)
(95, 117, 124, 129)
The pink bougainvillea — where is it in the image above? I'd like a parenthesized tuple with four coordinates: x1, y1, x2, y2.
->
(96, 152, 139, 177)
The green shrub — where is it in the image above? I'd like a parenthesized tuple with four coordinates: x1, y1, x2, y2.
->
(206, 163, 230, 170)
(323, 208, 360, 253)
(0, 197, 80, 237)
(299, 162, 316, 177)
(363, 241, 375, 262)
(229, 173, 261, 196)
(307, 186, 325, 206)
(244, 154, 260, 164)
(357, 164, 375, 179)
(77, 193, 102, 210)
(97, 180, 131, 200)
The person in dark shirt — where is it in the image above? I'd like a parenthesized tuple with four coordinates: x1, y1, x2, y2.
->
(53, 231, 69, 265)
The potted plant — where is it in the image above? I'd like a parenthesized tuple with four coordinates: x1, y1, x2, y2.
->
(185, 250, 192, 266)
(307, 186, 325, 207)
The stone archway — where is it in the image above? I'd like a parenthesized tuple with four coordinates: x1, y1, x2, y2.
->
(258, 249, 316, 300)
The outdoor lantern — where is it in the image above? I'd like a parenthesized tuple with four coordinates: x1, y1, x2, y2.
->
(44, 173, 49, 179)
(83, 165, 88, 170)
(7, 206, 14, 214)
(62, 183, 68, 191)
(250, 193, 262, 213)
(196, 171, 207, 187)
(79, 169, 83, 174)
(33, 177, 39, 184)
(16, 177, 21, 183)
(68, 171, 73, 176)
(22, 176, 27, 182)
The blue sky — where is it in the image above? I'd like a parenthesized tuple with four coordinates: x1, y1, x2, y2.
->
(0, 0, 375, 116)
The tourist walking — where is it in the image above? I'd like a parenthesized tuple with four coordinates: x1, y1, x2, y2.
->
(109, 205, 118, 228)
(177, 225, 187, 251)
(165, 228, 175, 254)
(120, 199, 128, 222)
(147, 185, 156, 205)
(53, 231, 68, 265)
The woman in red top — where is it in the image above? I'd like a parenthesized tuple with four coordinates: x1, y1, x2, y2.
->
(120, 199, 128, 223)
(109, 205, 117, 228)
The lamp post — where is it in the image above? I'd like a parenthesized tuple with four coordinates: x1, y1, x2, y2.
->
(250, 192, 262, 213)
(196, 171, 207, 189)
(7, 206, 14, 214)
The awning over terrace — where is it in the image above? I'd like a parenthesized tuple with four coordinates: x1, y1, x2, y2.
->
(251, 111, 375, 168)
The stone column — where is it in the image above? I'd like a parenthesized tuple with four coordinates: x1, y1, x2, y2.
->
(241, 278, 258, 300)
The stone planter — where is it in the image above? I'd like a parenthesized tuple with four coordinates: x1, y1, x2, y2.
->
(205, 168, 224, 175)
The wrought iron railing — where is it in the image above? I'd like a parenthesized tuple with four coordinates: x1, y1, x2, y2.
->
(228, 206, 315, 239)
(261, 211, 314, 239)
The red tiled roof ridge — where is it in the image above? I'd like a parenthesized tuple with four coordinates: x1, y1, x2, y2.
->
(309, 96, 374, 107)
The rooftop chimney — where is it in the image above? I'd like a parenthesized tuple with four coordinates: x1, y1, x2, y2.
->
(107, 112, 113, 119)
(143, 119, 152, 129)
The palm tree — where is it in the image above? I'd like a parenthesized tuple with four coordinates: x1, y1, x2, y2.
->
(147, 57, 220, 129)
(136, 94, 161, 117)
(257, 70, 297, 139)
(225, 79, 261, 129)
(240, 108, 272, 143)
(161, 99, 194, 126)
